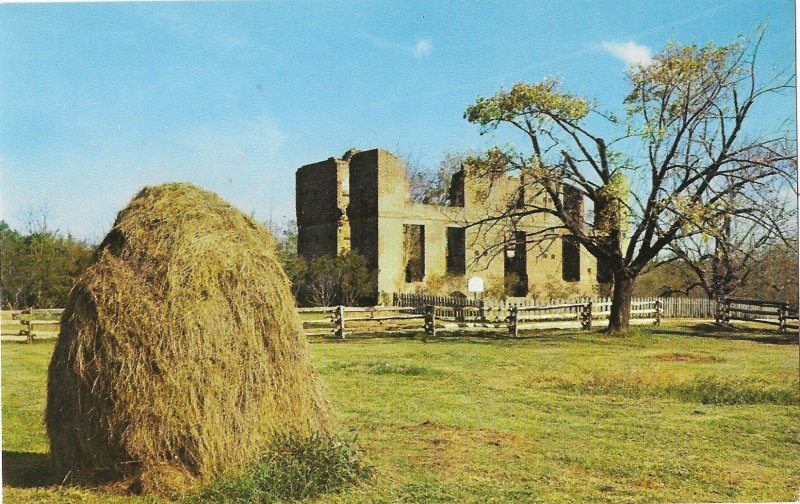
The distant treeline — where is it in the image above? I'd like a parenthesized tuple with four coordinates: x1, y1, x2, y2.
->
(633, 242, 798, 304)
(0, 221, 94, 309)
(2, 216, 795, 310)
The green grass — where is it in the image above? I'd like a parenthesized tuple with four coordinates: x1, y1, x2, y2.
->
(186, 432, 374, 503)
(3, 322, 799, 503)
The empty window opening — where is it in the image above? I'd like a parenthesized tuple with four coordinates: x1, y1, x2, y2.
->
(515, 184, 526, 209)
(562, 185, 584, 227)
(504, 231, 528, 296)
(446, 227, 466, 275)
(562, 236, 581, 282)
(404, 224, 425, 283)
(596, 257, 613, 283)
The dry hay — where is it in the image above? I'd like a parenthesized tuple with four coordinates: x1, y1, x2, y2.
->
(45, 183, 331, 496)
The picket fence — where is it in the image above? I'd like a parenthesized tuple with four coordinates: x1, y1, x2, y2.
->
(392, 293, 716, 319)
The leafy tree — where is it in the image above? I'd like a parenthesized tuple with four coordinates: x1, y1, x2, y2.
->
(272, 220, 308, 299)
(304, 255, 341, 307)
(464, 31, 795, 332)
(337, 251, 376, 306)
(0, 221, 27, 308)
(266, 221, 375, 306)
(0, 217, 93, 309)
(302, 252, 376, 307)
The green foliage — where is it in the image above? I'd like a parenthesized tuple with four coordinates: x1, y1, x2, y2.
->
(0, 220, 94, 309)
(366, 362, 441, 377)
(536, 274, 586, 300)
(410, 273, 469, 297)
(465, 78, 591, 133)
(555, 374, 798, 406)
(186, 432, 374, 503)
(304, 255, 341, 307)
(269, 222, 376, 306)
(302, 252, 377, 307)
(272, 221, 308, 299)
(625, 40, 743, 135)
(338, 251, 376, 306)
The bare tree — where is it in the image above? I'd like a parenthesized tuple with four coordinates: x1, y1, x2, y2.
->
(464, 29, 796, 332)
(660, 210, 797, 300)
(400, 149, 472, 205)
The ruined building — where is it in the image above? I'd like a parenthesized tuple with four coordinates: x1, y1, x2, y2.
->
(296, 148, 598, 299)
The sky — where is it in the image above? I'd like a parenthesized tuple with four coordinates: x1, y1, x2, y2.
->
(0, 0, 796, 241)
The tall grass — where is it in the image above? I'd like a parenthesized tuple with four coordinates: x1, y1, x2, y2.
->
(185, 432, 375, 503)
(553, 375, 799, 405)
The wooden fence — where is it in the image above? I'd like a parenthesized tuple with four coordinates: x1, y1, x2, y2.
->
(716, 296, 800, 333)
(300, 297, 663, 339)
(392, 292, 714, 319)
(3, 295, 794, 342)
(298, 306, 427, 338)
(8, 308, 64, 342)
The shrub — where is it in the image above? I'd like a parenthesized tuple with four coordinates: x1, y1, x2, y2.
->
(186, 432, 375, 503)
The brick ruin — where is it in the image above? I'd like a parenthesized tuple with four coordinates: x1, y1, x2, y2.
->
(296, 148, 598, 299)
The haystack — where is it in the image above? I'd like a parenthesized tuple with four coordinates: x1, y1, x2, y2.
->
(45, 183, 331, 496)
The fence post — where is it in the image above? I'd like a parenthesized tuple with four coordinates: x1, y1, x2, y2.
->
(20, 308, 33, 343)
(779, 302, 788, 333)
(507, 305, 519, 337)
(655, 299, 662, 327)
(424, 304, 436, 337)
(723, 297, 731, 325)
(333, 305, 345, 339)
(581, 301, 592, 330)
(479, 299, 486, 323)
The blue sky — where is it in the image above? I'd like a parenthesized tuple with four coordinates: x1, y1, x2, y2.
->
(0, 0, 795, 240)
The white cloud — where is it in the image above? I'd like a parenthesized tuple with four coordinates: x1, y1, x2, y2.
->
(601, 41, 652, 67)
(412, 38, 433, 59)
(360, 33, 433, 60)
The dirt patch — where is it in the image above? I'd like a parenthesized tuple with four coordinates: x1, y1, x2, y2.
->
(399, 422, 532, 476)
(402, 420, 529, 452)
(648, 353, 721, 363)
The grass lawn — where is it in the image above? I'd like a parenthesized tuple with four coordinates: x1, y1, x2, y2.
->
(2, 321, 799, 503)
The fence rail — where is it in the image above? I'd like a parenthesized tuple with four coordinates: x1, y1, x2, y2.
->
(301, 297, 663, 339)
(716, 296, 799, 332)
(5, 308, 65, 342)
(3, 295, 795, 342)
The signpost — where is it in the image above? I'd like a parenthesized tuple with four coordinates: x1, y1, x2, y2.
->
(468, 276, 484, 301)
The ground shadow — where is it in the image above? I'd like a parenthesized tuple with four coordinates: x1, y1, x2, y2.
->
(2, 451, 58, 488)
(308, 322, 798, 346)
(656, 322, 798, 345)
(309, 327, 592, 345)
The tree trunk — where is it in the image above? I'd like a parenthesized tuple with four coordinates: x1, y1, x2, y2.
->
(607, 272, 634, 333)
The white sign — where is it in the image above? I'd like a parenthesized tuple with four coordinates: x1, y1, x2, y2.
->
(467, 276, 484, 293)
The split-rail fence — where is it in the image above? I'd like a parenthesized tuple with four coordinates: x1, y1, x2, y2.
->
(3, 295, 796, 342)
